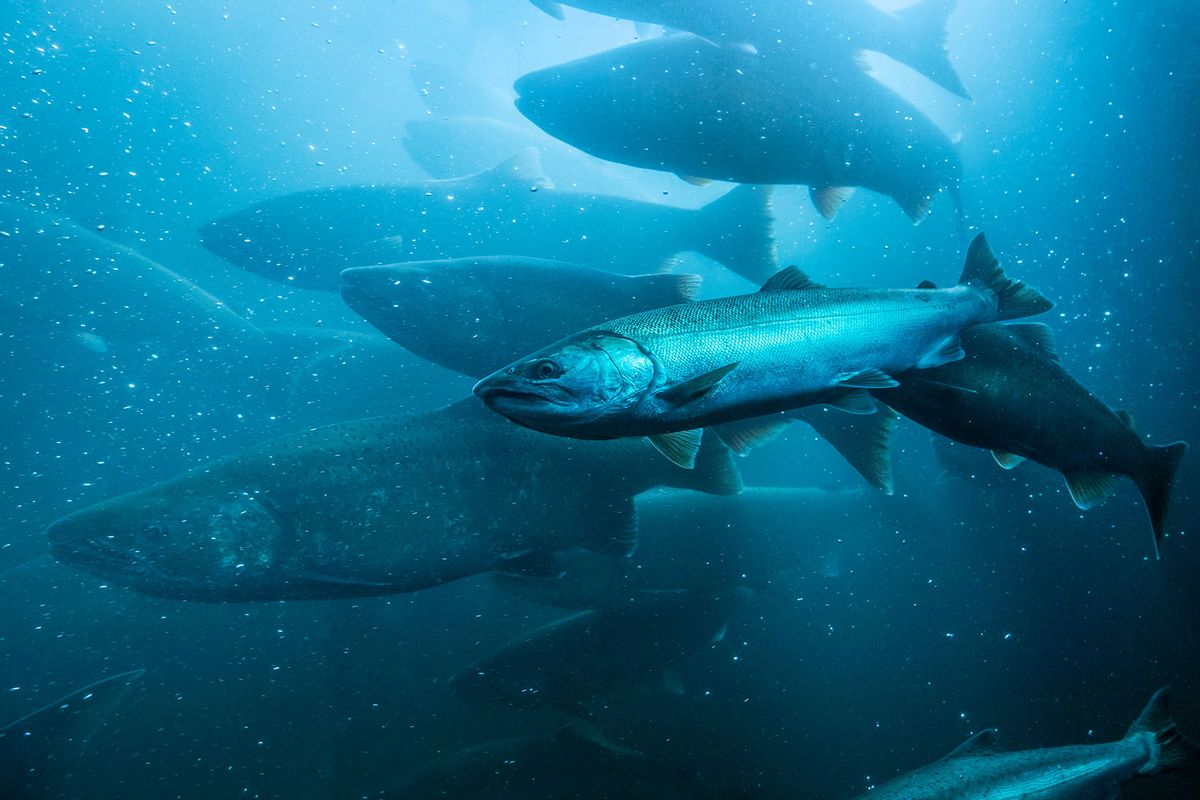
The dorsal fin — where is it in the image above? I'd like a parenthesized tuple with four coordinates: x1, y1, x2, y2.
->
(1116, 409, 1135, 431)
(942, 729, 1000, 761)
(1007, 323, 1060, 364)
(470, 148, 554, 191)
(760, 265, 820, 292)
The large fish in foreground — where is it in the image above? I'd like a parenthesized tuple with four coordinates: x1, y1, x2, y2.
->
(474, 234, 1051, 468)
(877, 320, 1188, 557)
(531, 0, 969, 100)
(854, 689, 1198, 800)
(342, 257, 898, 491)
(514, 35, 961, 222)
(199, 150, 776, 290)
(45, 400, 740, 601)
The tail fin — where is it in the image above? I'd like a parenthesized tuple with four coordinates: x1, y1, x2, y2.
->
(958, 233, 1053, 321)
(1131, 441, 1188, 559)
(1125, 688, 1200, 775)
(695, 185, 777, 285)
(663, 433, 743, 496)
(895, 0, 970, 99)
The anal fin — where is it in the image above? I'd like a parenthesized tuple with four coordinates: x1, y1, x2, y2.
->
(991, 451, 1026, 470)
(712, 415, 792, 456)
(809, 186, 856, 220)
(836, 367, 900, 390)
(1063, 469, 1121, 510)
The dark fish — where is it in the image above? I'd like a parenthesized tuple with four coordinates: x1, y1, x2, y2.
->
(493, 487, 891, 610)
(1, 669, 145, 799)
(474, 235, 1050, 469)
(514, 35, 961, 222)
(450, 595, 734, 716)
(531, 0, 969, 99)
(45, 400, 740, 601)
(199, 150, 776, 290)
(387, 723, 714, 799)
(877, 321, 1188, 556)
(340, 256, 702, 378)
(852, 689, 1199, 800)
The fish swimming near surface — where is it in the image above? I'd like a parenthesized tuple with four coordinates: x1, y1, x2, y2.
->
(199, 149, 776, 290)
(531, 0, 969, 99)
(474, 234, 1051, 469)
(342, 256, 898, 491)
(877, 319, 1188, 557)
(852, 688, 1199, 800)
(0, 669, 145, 799)
(45, 399, 740, 601)
(514, 35, 962, 222)
(450, 595, 735, 716)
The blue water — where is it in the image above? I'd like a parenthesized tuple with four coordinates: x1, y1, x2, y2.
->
(1, 1, 1197, 798)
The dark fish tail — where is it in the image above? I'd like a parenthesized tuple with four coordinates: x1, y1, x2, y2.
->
(1132, 440, 1188, 558)
(1125, 688, 1200, 775)
(695, 185, 777, 285)
(895, 0, 970, 99)
(958, 233, 1053, 321)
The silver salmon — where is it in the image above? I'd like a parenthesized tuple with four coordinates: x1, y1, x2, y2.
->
(474, 234, 1051, 468)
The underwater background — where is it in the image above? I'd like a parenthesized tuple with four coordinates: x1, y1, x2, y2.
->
(1, 1, 1198, 798)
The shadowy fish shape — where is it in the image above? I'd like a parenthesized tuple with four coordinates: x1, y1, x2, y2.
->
(199, 150, 776, 290)
(531, 0, 969, 99)
(0, 669, 145, 799)
(474, 234, 1050, 469)
(45, 400, 740, 601)
(877, 319, 1188, 557)
(853, 689, 1199, 800)
(514, 36, 961, 222)
(450, 594, 736, 716)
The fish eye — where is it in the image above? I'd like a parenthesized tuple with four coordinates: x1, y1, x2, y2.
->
(531, 359, 562, 380)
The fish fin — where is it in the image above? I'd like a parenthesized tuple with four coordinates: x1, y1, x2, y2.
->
(759, 265, 822, 292)
(917, 279, 939, 289)
(712, 415, 793, 456)
(991, 450, 1026, 470)
(916, 336, 967, 369)
(809, 186, 856, 220)
(894, 0, 970, 99)
(676, 173, 712, 186)
(695, 185, 777, 284)
(632, 272, 703, 304)
(958, 234, 1053, 321)
(901, 376, 978, 396)
(941, 729, 1001, 761)
(836, 367, 900, 390)
(901, 193, 934, 224)
(826, 389, 878, 415)
(476, 148, 554, 191)
(1062, 469, 1121, 510)
(1130, 441, 1188, 559)
(584, 502, 639, 557)
(299, 571, 396, 588)
(661, 432, 743, 495)
(661, 669, 686, 696)
(555, 719, 642, 753)
(658, 363, 740, 406)
(1006, 323, 1061, 364)
(1116, 409, 1135, 430)
(646, 429, 705, 470)
(496, 549, 565, 579)
(790, 405, 898, 495)
(1126, 688, 1200, 774)
(529, 0, 565, 20)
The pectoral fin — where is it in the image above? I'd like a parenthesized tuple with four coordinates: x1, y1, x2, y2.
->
(658, 363, 739, 407)
(646, 429, 704, 470)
